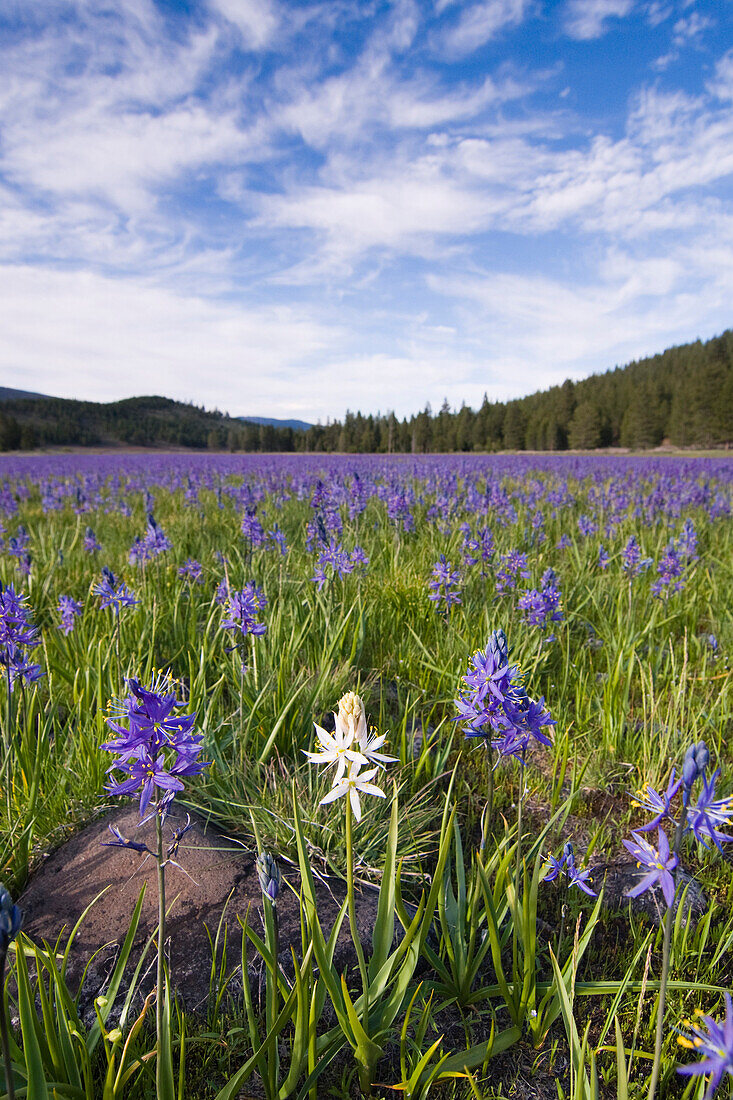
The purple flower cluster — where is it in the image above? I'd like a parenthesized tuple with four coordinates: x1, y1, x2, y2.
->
(6, 525, 29, 559)
(241, 509, 267, 548)
(676, 518, 699, 562)
(428, 554, 462, 612)
(311, 542, 369, 590)
(221, 583, 267, 637)
(102, 675, 209, 818)
(651, 541, 686, 598)
(0, 581, 42, 690)
(543, 840, 596, 896)
(495, 550, 530, 595)
(621, 535, 652, 577)
(517, 567, 563, 637)
(677, 992, 733, 1099)
(461, 524, 494, 569)
(651, 521, 699, 599)
(83, 526, 101, 553)
(129, 514, 172, 565)
(178, 558, 204, 584)
(454, 629, 555, 760)
(57, 594, 82, 635)
(624, 741, 732, 910)
(93, 567, 139, 615)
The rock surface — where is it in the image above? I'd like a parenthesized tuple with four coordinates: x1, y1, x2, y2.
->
(20, 804, 382, 1017)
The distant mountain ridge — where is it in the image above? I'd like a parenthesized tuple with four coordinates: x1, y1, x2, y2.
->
(240, 416, 312, 432)
(0, 386, 48, 401)
(0, 392, 311, 451)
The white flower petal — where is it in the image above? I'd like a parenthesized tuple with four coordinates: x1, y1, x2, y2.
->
(314, 723, 337, 751)
(357, 781, 385, 798)
(320, 784, 347, 806)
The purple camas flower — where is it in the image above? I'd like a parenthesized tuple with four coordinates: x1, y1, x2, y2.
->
(267, 527, 288, 555)
(57, 594, 82, 635)
(462, 524, 494, 568)
(93, 567, 139, 615)
(102, 673, 209, 818)
(598, 545, 610, 570)
(577, 514, 596, 537)
(495, 550, 530, 595)
(6, 525, 30, 558)
(677, 992, 733, 1099)
(622, 536, 652, 577)
(676, 518, 699, 562)
(428, 555, 462, 612)
(543, 841, 596, 896)
(556, 534, 572, 550)
(129, 513, 172, 565)
(311, 541, 368, 590)
(221, 583, 267, 637)
(622, 829, 678, 908)
(178, 558, 203, 584)
(454, 629, 554, 759)
(0, 581, 42, 690)
(84, 526, 101, 553)
(241, 510, 267, 548)
(518, 568, 563, 635)
(651, 541, 686, 598)
(686, 769, 733, 852)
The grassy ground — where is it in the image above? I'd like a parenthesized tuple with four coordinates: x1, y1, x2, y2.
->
(0, 453, 731, 1099)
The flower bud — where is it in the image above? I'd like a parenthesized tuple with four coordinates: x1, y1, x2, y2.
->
(256, 852, 281, 904)
(683, 741, 710, 790)
(338, 692, 364, 727)
(488, 629, 509, 665)
(694, 741, 709, 773)
(0, 883, 23, 952)
(682, 745, 698, 789)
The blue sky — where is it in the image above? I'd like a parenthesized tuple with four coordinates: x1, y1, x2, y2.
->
(0, 0, 731, 422)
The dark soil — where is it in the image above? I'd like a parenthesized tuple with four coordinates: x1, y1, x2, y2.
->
(19, 803, 384, 1020)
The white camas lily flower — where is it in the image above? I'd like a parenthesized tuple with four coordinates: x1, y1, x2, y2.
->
(320, 766, 386, 822)
(305, 692, 397, 822)
(359, 726, 398, 768)
(338, 691, 398, 768)
(302, 718, 368, 781)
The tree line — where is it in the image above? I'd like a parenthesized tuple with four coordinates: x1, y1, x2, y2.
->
(1, 330, 732, 453)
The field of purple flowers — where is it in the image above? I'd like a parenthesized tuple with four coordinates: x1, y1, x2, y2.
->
(0, 451, 731, 1100)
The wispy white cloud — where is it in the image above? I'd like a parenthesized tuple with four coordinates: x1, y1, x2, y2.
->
(207, 0, 279, 48)
(437, 0, 532, 57)
(0, 0, 730, 419)
(0, 265, 338, 417)
(564, 0, 634, 40)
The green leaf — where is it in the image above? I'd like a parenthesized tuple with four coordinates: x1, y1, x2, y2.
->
(15, 938, 50, 1100)
(369, 784, 399, 982)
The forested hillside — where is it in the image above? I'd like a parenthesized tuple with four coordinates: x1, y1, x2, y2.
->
(299, 329, 733, 453)
(1, 330, 731, 452)
(0, 395, 241, 451)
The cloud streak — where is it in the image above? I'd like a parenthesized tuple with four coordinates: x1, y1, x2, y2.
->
(0, 0, 729, 419)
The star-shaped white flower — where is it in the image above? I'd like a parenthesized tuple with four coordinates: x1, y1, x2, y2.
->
(357, 726, 398, 768)
(302, 717, 368, 781)
(319, 765, 386, 821)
